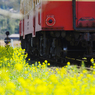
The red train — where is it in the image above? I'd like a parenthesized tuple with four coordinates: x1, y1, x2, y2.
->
(19, 0, 95, 62)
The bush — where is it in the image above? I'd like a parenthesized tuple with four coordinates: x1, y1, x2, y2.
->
(0, 46, 95, 95)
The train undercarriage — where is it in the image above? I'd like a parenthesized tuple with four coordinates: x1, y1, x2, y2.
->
(21, 31, 95, 64)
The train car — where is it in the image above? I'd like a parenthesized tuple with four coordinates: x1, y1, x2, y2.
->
(19, 0, 95, 62)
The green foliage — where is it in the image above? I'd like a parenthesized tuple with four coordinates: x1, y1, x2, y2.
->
(0, 0, 20, 39)
(0, 46, 26, 68)
(0, 15, 20, 39)
(0, 46, 13, 61)
(0, 0, 20, 10)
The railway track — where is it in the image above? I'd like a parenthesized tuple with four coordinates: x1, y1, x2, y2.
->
(27, 53, 93, 68)
(27, 56, 94, 74)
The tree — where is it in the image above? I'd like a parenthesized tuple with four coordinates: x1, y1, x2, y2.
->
(0, 0, 20, 39)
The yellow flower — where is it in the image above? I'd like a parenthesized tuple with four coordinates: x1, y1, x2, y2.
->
(90, 58, 94, 63)
(80, 73, 83, 77)
(42, 62, 45, 65)
(32, 64, 34, 67)
(47, 63, 50, 66)
(44, 60, 48, 63)
(6, 82, 16, 89)
(24, 71, 28, 74)
(93, 71, 95, 74)
(14, 63, 23, 71)
(56, 68, 59, 71)
(15, 90, 27, 95)
(8, 63, 10, 67)
(38, 61, 41, 64)
(0, 68, 9, 81)
(49, 69, 51, 71)
(93, 66, 95, 69)
(49, 74, 58, 83)
(93, 63, 95, 66)
(0, 87, 5, 95)
(83, 70, 87, 74)
(90, 66, 92, 68)
(18, 77, 27, 88)
(45, 72, 49, 75)
(34, 78, 42, 84)
(65, 65, 68, 68)
(26, 63, 29, 65)
(67, 62, 70, 65)
(28, 58, 30, 61)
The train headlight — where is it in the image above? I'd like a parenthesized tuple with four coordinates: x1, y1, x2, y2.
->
(46, 17, 55, 26)
(63, 47, 67, 55)
(49, 19, 53, 23)
(63, 47, 67, 51)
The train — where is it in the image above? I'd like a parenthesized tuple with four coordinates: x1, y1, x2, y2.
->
(19, 0, 95, 62)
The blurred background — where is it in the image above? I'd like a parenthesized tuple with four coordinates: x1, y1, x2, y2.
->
(0, 0, 20, 39)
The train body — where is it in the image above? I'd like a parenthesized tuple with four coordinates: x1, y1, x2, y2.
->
(19, 0, 95, 62)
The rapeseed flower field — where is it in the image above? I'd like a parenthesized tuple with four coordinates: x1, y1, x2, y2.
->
(0, 46, 95, 95)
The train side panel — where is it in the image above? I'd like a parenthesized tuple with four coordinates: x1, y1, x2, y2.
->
(20, 0, 95, 38)
(24, 11, 34, 36)
(20, 20, 24, 37)
(77, 1, 95, 19)
(40, 0, 95, 31)
(35, 3, 42, 32)
(19, 0, 95, 63)
(41, 1, 73, 31)
(76, 1, 95, 28)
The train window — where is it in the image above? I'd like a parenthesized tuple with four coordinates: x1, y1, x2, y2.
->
(25, 1, 28, 14)
(32, 0, 33, 8)
(27, 0, 29, 13)
(27, 15, 29, 19)
(38, 0, 39, 3)
(27, 22, 29, 26)
(33, 0, 35, 9)
(36, 0, 37, 4)
(30, 0, 32, 9)
(25, 0, 27, 14)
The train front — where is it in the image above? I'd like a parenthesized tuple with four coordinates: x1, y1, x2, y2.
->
(41, 0, 95, 60)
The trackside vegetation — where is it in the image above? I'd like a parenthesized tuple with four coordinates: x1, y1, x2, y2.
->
(0, 46, 95, 95)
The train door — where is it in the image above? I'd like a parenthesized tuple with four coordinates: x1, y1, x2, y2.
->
(23, 19, 25, 38)
(33, 0, 36, 37)
(73, 0, 95, 30)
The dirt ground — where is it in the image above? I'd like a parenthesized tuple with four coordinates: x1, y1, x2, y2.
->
(0, 40, 21, 47)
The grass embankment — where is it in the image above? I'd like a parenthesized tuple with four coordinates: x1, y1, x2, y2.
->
(0, 46, 95, 95)
(0, 40, 21, 47)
